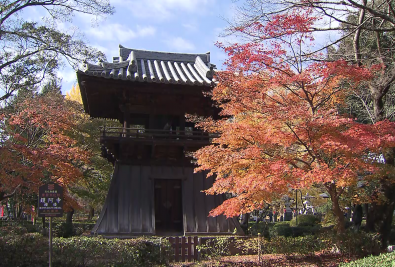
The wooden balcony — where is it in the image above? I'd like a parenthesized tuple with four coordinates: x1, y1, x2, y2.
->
(100, 127, 214, 146)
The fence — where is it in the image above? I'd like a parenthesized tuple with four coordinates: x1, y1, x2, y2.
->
(168, 236, 200, 262)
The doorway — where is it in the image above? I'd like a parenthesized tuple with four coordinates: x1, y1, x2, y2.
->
(154, 179, 183, 234)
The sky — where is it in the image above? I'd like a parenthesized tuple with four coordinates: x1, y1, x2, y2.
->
(24, 0, 340, 95)
(51, 0, 244, 94)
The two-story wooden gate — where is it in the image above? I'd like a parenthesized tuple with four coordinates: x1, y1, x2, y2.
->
(78, 46, 243, 237)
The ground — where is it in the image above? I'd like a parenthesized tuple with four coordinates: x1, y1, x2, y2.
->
(170, 253, 357, 266)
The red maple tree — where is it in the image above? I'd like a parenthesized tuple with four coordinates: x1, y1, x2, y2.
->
(0, 92, 90, 212)
(192, 15, 395, 233)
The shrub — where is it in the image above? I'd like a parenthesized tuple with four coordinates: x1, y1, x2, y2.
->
(264, 235, 326, 256)
(319, 229, 382, 256)
(0, 231, 170, 266)
(51, 222, 95, 237)
(197, 237, 232, 260)
(270, 221, 320, 238)
(290, 225, 321, 237)
(274, 221, 291, 227)
(290, 215, 320, 227)
(271, 221, 291, 237)
(53, 222, 73, 238)
(248, 222, 274, 238)
(0, 232, 48, 266)
(0, 225, 28, 236)
(273, 224, 293, 237)
(322, 211, 336, 227)
(52, 236, 166, 266)
(389, 229, 395, 245)
(233, 237, 261, 255)
(339, 252, 395, 267)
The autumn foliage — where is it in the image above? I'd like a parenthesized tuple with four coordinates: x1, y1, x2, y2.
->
(0, 92, 90, 210)
(192, 16, 395, 233)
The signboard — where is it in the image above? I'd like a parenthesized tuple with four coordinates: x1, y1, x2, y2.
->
(38, 183, 63, 217)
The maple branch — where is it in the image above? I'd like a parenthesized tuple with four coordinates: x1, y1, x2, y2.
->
(0, 184, 21, 201)
(337, 187, 345, 197)
(264, 92, 286, 106)
(288, 37, 302, 73)
(292, 157, 313, 170)
(314, 88, 342, 112)
(261, 150, 274, 158)
(240, 135, 256, 146)
(283, 84, 304, 101)
(352, 90, 375, 124)
(285, 122, 316, 163)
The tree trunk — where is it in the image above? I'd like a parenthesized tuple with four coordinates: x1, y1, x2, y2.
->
(241, 213, 250, 234)
(366, 182, 395, 248)
(241, 213, 250, 225)
(328, 184, 345, 234)
(365, 148, 395, 248)
(66, 208, 74, 225)
(88, 207, 94, 221)
(372, 93, 384, 122)
(16, 204, 23, 219)
(366, 204, 378, 232)
(64, 208, 75, 237)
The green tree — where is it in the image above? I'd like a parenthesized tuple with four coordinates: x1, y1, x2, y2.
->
(0, 0, 114, 102)
(66, 84, 117, 220)
(327, 10, 395, 246)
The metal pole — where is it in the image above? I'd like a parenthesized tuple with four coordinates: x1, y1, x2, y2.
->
(159, 237, 162, 263)
(258, 233, 261, 264)
(49, 217, 52, 267)
(295, 190, 298, 225)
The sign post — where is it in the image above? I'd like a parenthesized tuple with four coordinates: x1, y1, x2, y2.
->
(38, 183, 63, 267)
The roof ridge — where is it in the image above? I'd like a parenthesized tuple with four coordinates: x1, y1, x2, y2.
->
(119, 45, 211, 63)
(80, 45, 216, 87)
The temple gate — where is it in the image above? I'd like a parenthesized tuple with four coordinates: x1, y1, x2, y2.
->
(77, 46, 243, 236)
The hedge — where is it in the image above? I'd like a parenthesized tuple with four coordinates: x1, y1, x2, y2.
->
(339, 252, 395, 267)
(0, 232, 170, 267)
(289, 215, 320, 227)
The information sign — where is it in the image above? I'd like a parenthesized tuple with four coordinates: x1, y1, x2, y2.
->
(38, 183, 63, 217)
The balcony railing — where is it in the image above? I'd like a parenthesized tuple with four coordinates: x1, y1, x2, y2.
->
(100, 127, 214, 142)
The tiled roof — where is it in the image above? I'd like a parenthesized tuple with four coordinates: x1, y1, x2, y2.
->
(81, 45, 216, 86)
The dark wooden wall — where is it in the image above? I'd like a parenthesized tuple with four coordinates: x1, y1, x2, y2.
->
(91, 164, 243, 236)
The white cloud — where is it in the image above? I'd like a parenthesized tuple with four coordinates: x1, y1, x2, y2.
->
(113, 0, 212, 20)
(58, 68, 77, 83)
(90, 44, 111, 60)
(58, 67, 78, 94)
(164, 37, 195, 52)
(136, 25, 156, 37)
(182, 23, 198, 32)
(86, 24, 156, 43)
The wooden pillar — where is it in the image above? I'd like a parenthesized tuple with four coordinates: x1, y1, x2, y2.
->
(180, 113, 185, 131)
(149, 114, 154, 130)
(120, 103, 132, 133)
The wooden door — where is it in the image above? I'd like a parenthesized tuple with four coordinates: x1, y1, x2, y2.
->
(154, 179, 183, 233)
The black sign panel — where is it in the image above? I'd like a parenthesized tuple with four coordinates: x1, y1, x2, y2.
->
(38, 183, 63, 217)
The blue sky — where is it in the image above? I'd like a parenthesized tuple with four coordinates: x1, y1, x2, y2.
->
(23, 0, 339, 95)
(55, 0, 244, 94)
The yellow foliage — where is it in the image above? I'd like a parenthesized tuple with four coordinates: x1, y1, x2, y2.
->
(66, 84, 83, 104)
